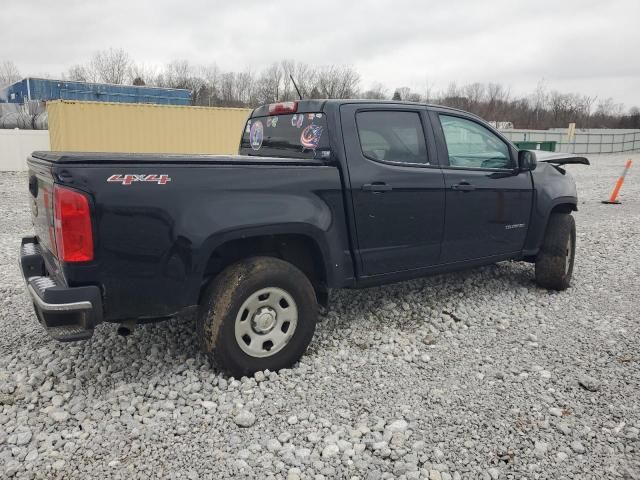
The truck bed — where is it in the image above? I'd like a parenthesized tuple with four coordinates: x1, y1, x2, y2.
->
(32, 151, 326, 166)
(26, 151, 353, 327)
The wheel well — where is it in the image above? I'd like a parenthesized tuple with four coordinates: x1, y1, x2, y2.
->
(202, 234, 327, 295)
(550, 203, 577, 215)
(525, 203, 577, 263)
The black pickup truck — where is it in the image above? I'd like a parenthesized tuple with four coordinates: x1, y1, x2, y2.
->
(20, 100, 588, 375)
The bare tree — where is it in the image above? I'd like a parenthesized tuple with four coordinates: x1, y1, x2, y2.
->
(530, 79, 548, 110)
(440, 82, 467, 109)
(235, 71, 255, 105)
(418, 82, 435, 103)
(627, 107, 640, 128)
(529, 79, 548, 126)
(464, 82, 486, 105)
(361, 82, 388, 100)
(595, 97, 624, 118)
(157, 59, 208, 105)
(201, 63, 221, 105)
(0, 61, 21, 87)
(158, 60, 191, 89)
(316, 65, 359, 99)
(256, 63, 284, 104)
(64, 64, 90, 82)
(396, 87, 411, 101)
(43, 52, 637, 127)
(128, 63, 158, 86)
(219, 72, 239, 106)
(89, 48, 131, 84)
(283, 61, 314, 99)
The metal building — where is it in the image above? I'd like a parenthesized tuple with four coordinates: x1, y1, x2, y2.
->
(1, 78, 191, 106)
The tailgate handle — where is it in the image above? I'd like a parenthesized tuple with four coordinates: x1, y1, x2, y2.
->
(451, 181, 476, 192)
(28, 175, 38, 197)
(362, 182, 392, 193)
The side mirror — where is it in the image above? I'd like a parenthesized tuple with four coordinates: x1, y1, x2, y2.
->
(518, 150, 537, 172)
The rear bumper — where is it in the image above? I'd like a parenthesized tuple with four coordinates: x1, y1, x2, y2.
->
(20, 237, 102, 341)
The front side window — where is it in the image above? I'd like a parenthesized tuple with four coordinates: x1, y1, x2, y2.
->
(439, 115, 512, 169)
(356, 111, 428, 164)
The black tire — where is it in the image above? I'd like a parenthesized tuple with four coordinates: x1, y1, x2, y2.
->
(535, 213, 576, 291)
(197, 257, 317, 377)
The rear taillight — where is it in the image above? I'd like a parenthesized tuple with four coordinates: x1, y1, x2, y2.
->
(268, 101, 297, 114)
(53, 185, 94, 262)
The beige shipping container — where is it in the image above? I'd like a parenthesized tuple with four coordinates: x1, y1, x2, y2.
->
(47, 100, 252, 154)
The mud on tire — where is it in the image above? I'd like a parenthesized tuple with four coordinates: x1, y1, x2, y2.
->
(197, 256, 317, 377)
(535, 213, 576, 291)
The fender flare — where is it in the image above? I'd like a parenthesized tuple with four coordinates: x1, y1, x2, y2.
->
(523, 196, 577, 256)
(184, 222, 339, 305)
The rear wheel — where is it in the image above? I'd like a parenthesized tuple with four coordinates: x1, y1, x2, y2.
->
(535, 213, 576, 291)
(197, 257, 317, 377)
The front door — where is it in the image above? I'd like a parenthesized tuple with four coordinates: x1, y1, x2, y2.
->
(340, 104, 445, 276)
(432, 112, 533, 263)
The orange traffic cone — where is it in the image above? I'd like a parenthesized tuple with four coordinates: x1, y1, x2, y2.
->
(602, 159, 632, 204)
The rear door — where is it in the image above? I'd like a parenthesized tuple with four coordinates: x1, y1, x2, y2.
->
(430, 111, 533, 263)
(340, 104, 445, 276)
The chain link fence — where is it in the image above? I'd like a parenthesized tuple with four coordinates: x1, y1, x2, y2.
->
(501, 129, 640, 154)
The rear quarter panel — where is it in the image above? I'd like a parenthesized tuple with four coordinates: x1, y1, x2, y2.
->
(53, 163, 351, 322)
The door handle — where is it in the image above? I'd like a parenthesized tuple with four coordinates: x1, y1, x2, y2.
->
(451, 182, 476, 192)
(362, 183, 392, 192)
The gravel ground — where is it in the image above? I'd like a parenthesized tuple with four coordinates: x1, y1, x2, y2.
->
(1, 153, 639, 480)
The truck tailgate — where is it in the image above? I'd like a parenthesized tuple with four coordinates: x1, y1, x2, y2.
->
(27, 158, 59, 273)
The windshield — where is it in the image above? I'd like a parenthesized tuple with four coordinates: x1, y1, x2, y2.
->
(239, 113, 330, 159)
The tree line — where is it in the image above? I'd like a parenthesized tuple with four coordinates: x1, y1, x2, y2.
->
(2, 49, 639, 129)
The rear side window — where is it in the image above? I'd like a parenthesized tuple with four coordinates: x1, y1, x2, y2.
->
(356, 111, 428, 164)
(239, 113, 329, 159)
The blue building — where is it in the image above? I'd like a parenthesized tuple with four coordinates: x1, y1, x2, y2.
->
(1, 78, 192, 106)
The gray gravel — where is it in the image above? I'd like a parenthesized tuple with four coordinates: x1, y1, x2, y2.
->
(1, 153, 639, 479)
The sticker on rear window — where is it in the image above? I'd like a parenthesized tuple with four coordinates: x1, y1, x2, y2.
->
(250, 120, 264, 150)
(300, 125, 323, 151)
(290, 115, 304, 127)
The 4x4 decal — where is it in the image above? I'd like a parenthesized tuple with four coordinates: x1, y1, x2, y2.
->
(107, 174, 171, 185)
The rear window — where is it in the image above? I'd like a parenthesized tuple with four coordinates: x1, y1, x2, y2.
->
(239, 113, 330, 159)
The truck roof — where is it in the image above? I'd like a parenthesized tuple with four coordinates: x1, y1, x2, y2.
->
(250, 99, 482, 121)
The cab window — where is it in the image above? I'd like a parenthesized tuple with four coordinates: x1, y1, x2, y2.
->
(439, 115, 512, 169)
(356, 111, 428, 164)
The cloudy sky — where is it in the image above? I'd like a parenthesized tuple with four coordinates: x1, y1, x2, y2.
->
(2, 0, 639, 108)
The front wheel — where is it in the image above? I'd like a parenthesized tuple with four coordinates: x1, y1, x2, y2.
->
(535, 213, 576, 291)
(197, 257, 317, 377)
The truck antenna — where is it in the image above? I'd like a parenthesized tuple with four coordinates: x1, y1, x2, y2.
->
(290, 74, 303, 100)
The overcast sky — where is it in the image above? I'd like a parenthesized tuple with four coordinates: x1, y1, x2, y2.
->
(2, 0, 639, 108)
